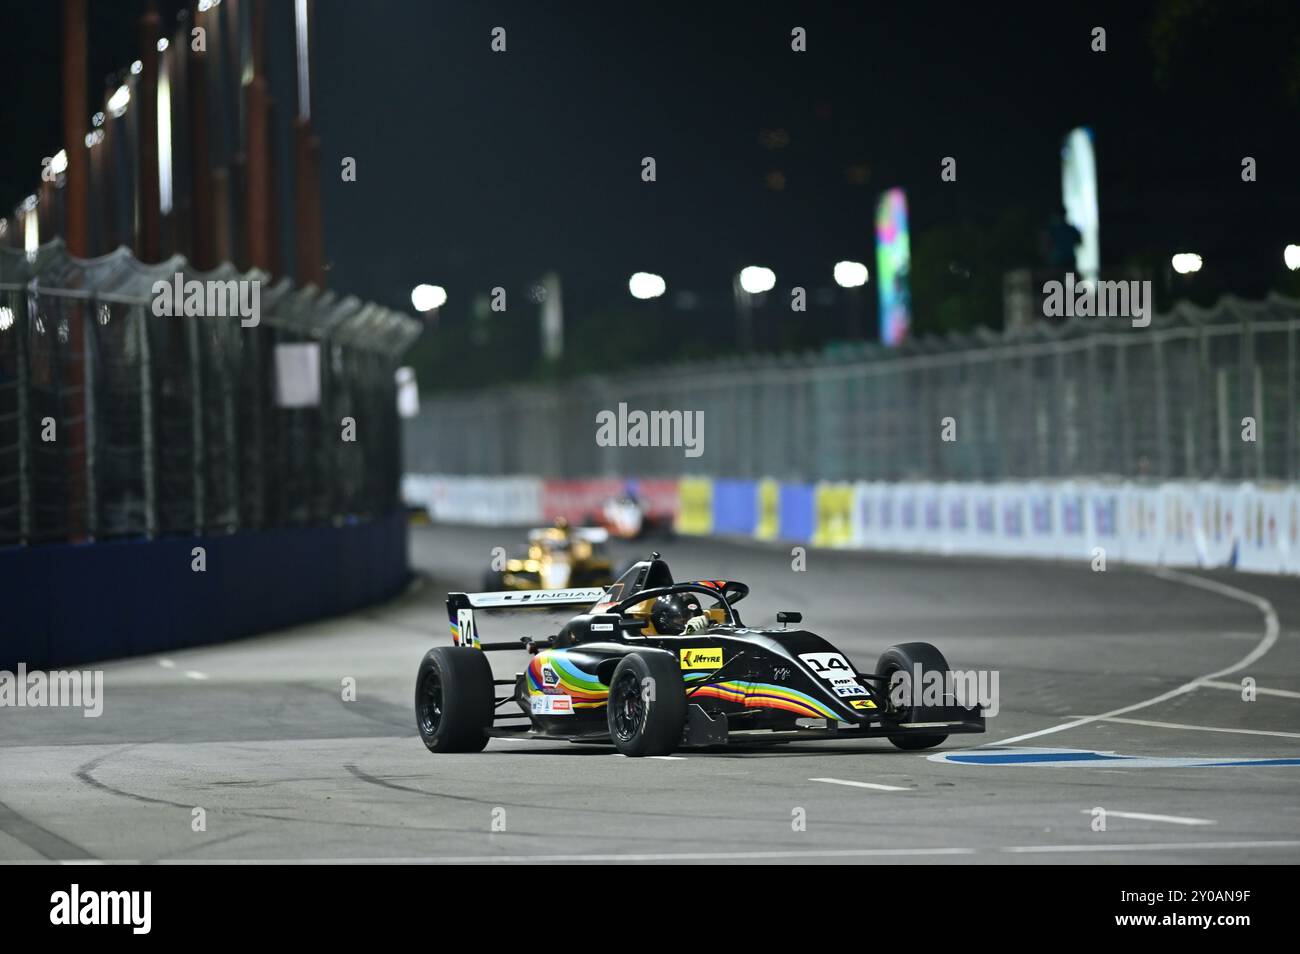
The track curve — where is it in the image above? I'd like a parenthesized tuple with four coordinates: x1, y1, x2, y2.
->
(2, 524, 1298, 863)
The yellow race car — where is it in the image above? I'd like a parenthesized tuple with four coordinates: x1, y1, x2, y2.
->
(481, 522, 615, 592)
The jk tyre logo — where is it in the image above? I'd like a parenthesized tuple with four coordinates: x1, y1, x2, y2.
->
(680, 647, 723, 669)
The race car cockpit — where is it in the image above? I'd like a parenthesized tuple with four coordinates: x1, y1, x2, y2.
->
(582, 555, 750, 638)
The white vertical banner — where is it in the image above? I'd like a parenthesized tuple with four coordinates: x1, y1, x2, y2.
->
(1054, 481, 1089, 563)
(1160, 482, 1200, 567)
(1085, 482, 1123, 565)
(941, 482, 973, 555)
(1024, 482, 1056, 558)
(917, 481, 943, 553)
(876, 482, 901, 551)
(1238, 485, 1291, 574)
(274, 342, 321, 408)
(1194, 483, 1240, 568)
(1121, 483, 1163, 566)
(896, 483, 921, 552)
(851, 481, 876, 549)
(1285, 488, 1300, 576)
(970, 485, 999, 555)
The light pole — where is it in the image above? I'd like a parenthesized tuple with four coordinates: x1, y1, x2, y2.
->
(411, 284, 447, 320)
(628, 272, 666, 300)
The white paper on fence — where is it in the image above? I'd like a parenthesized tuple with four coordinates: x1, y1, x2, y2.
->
(273, 342, 321, 408)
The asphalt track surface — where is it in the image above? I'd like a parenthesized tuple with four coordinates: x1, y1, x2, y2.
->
(3, 524, 1299, 864)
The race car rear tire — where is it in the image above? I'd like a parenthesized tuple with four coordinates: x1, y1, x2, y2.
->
(606, 651, 686, 757)
(876, 642, 950, 751)
(415, 646, 494, 753)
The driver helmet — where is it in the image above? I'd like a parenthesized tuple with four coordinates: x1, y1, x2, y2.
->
(651, 592, 703, 635)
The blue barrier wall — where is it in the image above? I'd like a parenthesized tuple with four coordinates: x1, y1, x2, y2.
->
(778, 483, 815, 542)
(0, 514, 409, 670)
(711, 480, 758, 535)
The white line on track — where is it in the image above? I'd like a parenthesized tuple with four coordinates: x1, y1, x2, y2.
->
(1078, 809, 1215, 826)
(984, 566, 1280, 748)
(183, 670, 209, 681)
(146, 848, 979, 863)
(1200, 679, 1300, 700)
(614, 754, 686, 760)
(810, 777, 911, 791)
(1002, 840, 1299, 854)
(1065, 714, 1300, 740)
(111, 841, 1300, 864)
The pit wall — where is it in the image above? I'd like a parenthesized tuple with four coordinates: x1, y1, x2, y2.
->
(403, 474, 1300, 575)
(1, 513, 410, 671)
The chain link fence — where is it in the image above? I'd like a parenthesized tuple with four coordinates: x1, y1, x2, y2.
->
(0, 241, 420, 547)
(406, 296, 1300, 484)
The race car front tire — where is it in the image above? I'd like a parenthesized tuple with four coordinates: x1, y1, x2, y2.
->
(415, 646, 494, 753)
(876, 642, 950, 751)
(606, 651, 687, 757)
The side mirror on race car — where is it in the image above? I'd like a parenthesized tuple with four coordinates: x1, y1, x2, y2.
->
(776, 611, 802, 627)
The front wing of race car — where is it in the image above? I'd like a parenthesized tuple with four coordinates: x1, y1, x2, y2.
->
(678, 700, 987, 747)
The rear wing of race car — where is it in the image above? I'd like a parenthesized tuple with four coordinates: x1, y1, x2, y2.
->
(526, 526, 609, 544)
(447, 587, 608, 649)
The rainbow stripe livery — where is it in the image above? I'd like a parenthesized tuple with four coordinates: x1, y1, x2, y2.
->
(684, 673, 841, 720)
(528, 652, 608, 708)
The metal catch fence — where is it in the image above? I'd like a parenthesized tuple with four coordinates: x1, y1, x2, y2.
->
(405, 296, 1300, 484)
(0, 240, 420, 546)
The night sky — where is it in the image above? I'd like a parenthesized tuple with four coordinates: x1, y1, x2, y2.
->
(4, 1, 1300, 355)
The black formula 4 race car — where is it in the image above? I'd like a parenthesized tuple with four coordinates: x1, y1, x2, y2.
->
(415, 556, 985, 757)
